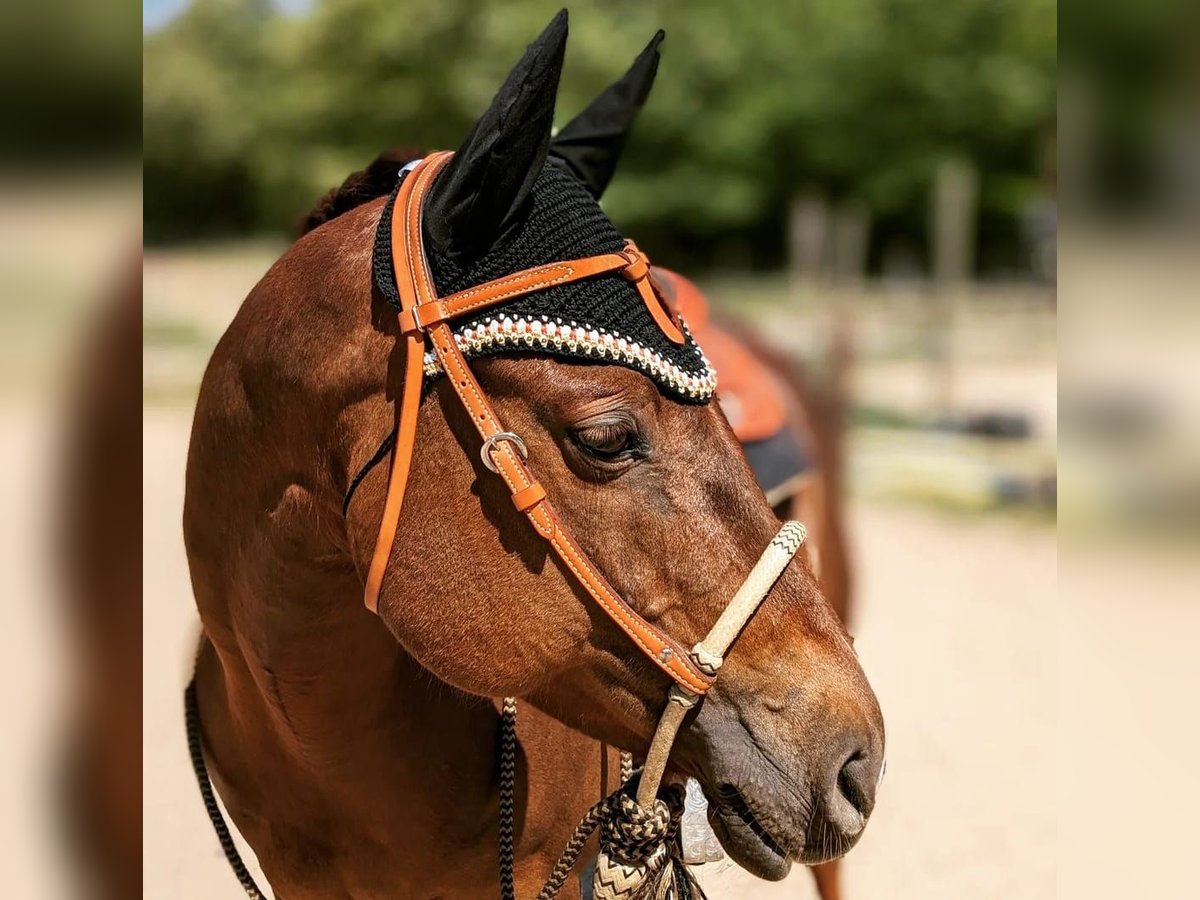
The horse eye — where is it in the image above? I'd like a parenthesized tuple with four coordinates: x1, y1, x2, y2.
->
(572, 422, 638, 460)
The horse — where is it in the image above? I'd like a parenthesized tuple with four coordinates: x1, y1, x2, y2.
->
(184, 13, 883, 899)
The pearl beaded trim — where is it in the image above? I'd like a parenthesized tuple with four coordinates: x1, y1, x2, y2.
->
(423, 314, 718, 400)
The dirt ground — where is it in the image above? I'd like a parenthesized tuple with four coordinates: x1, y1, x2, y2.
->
(142, 408, 1056, 900)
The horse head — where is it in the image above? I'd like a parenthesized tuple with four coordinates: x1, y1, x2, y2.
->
(333, 12, 885, 877)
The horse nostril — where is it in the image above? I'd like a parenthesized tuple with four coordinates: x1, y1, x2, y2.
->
(803, 745, 879, 862)
(835, 748, 883, 830)
(834, 747, 877, 825)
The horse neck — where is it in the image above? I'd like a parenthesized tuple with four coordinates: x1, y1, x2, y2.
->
(196, 565, 518, 898)
(211, 555, 501, 789)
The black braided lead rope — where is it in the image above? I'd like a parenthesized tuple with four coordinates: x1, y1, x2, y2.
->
(184, 679, 269, 899)
(499, 697, 519, 900)
(500, 700, 694, 900)
(535, 798, 614, 900)
(500, 697, 612, 900)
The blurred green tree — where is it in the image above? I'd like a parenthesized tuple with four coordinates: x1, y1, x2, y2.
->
(143, 0, 1055, 273)
(1, 3, 140, 161)
(143, 0, 278, 237)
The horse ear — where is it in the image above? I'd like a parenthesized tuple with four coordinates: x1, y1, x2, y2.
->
(548, 30, 664, 199)
(426, 10, 568, 262)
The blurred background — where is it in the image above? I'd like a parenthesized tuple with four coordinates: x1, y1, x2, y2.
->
(1, 0, 1198, 896)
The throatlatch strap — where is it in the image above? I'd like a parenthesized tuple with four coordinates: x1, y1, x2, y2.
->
(362, 151, 713, 695)
(362, 159, 439, 614)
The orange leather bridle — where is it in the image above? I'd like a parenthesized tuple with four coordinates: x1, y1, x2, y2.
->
(364, 151, 714, 696)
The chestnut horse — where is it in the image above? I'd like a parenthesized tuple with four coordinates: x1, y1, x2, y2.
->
(185, 14, 883, 899)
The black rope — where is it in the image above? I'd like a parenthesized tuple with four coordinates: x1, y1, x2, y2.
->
(340, 163, 411, 518)
(342, 430, 395, 517)
(498, 698, 518, 900)
(185, 679, 269, 899)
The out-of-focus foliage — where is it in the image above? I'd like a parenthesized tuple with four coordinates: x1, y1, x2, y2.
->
(143, 0, 1056, 267)
(1, 2, 141, 163)
(1060, 0, 1200, 215)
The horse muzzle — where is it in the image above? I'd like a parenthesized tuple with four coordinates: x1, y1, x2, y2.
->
(687, 691, 884, 878)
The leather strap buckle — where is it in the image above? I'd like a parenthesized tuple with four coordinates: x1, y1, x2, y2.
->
(480, 431, 528, 473)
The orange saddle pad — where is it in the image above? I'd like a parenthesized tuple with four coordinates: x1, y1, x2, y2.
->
(651, 268, 789, 443)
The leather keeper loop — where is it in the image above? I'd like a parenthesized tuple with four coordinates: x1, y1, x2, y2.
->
(511, 481, 547, 513)
(620, 254, 649, 283)
(398, 301, 449, 334)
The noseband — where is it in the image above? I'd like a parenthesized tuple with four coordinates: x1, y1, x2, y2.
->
(367, 153, 807, 892)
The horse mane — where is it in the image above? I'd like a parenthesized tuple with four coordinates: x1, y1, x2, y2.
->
(298, 147, 425, 236)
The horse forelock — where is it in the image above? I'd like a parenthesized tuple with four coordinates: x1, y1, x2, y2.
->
(299, 147, 426, 236)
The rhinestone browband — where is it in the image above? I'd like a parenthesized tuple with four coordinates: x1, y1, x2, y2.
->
(422, 313, 718, 401)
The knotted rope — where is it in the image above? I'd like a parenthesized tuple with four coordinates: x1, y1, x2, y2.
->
(499, 701, 705, 900)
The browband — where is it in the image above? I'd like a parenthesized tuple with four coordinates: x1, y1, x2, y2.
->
(364, 152, 715, 695)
